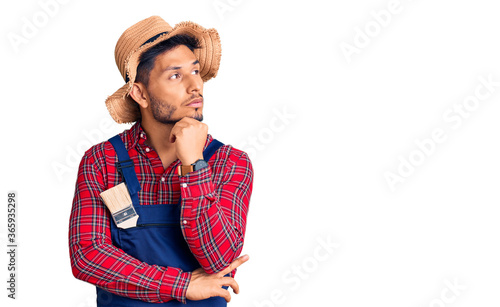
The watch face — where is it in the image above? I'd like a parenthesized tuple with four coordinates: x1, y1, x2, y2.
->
(193, 159, 209, 171)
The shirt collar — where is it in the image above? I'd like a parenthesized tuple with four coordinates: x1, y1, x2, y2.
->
(124, 121, 214, 153)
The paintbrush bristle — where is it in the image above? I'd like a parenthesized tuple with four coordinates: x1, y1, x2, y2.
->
(100, 183, 132, 213)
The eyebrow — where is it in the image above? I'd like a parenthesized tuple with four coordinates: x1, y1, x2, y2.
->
(163, 60, 199, 72)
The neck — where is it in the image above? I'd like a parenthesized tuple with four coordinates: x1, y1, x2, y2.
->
(140, 118, 176, 156)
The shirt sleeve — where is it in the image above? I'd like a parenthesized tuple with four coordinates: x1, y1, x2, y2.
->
(178, 150, 253, 276)
(68, 150, 192, 304)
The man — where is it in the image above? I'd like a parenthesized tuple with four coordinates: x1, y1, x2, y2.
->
(68, 16, 253, 306)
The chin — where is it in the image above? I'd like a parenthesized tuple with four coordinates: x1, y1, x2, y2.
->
(190, 113, 203, 122)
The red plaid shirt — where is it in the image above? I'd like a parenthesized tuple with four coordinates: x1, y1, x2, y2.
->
(68, 121, 253, 304)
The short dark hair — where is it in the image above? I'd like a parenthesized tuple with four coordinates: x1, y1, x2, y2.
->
(135, 34, 201, 87)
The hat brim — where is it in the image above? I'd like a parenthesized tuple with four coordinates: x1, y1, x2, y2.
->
(106, 21, 221, 124)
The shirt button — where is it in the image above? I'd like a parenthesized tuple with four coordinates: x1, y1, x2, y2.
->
(140, 133, 145, 138)
(181, 183, 188, 188)
(161, 177, 165, 182)
(183, 220, 187, 225)
(145, 147, 150, 152)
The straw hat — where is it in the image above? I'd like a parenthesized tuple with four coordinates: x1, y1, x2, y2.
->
(105, 16, 221, 124)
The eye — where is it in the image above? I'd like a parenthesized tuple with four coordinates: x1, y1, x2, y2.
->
(169, 73, 180, 80)
(192, 69, 199, 75)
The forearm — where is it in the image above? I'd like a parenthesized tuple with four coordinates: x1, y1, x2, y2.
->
(179, 152, 253, 274)
(180, 184, 244, 274)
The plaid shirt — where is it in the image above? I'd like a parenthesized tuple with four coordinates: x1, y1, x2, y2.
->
(68, 121, 253, 304)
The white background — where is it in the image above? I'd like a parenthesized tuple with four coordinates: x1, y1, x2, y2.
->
(1, 0, 500, 306)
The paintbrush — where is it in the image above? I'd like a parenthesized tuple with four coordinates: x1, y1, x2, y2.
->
(100, 183, 139, 229)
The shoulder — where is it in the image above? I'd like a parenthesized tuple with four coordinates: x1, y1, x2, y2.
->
(210, 138, 253, 183)
(79, 131, 128, 171)
(210, 137, 251, 164)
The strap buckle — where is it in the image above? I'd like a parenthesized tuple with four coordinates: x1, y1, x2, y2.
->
(115, 159, 134, 178)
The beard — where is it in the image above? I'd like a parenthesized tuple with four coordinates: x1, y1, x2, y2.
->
(149, 91, 203, 124)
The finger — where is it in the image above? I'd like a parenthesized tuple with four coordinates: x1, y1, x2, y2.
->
(175, 120, 189, 128)
(179, 117, 206, 129)
(169, 126, 177, 143)
(219, 254, 250, 276)
(169, 125, 182, 143)
(220, 277, 239, 294)
(181, 116, 195, 123)
(214, 288, 231, 303)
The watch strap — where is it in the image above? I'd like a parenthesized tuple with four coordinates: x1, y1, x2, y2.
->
(177, 164, 194, 176)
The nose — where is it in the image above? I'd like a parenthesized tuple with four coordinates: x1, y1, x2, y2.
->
(186, 73, 203, 94)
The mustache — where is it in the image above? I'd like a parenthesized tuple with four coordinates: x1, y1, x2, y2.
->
(185, 93, 203, 104)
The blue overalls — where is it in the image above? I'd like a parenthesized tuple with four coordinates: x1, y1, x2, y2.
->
(96, 134, 228, 306)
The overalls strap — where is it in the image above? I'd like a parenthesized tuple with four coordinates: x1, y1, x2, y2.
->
(109, 135, 141, 198)
(203, 139, 224, 162)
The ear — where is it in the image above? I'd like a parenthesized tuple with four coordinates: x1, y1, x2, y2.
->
(129, 82, 149, 109)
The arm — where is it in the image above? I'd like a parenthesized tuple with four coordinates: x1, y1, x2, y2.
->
(179, 150, 253, 275)
(68, 150, 191, 304)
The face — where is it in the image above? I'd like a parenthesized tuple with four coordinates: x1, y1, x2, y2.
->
(142, 44, 204, 124)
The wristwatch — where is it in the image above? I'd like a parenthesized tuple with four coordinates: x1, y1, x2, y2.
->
(177, 159, 209, 177)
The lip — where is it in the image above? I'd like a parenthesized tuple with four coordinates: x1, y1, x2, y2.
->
(187, 98, 203, 107)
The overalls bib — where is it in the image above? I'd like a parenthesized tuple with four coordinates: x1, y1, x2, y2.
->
(96, 134, 228, 307)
